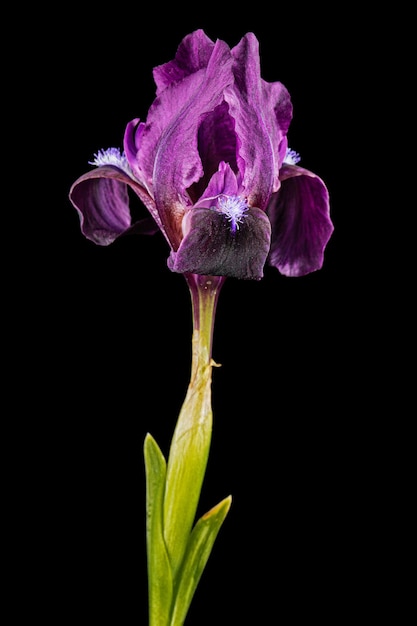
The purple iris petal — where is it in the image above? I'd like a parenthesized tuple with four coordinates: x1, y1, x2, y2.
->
(168, 206, 271, 280)
(153, 29, 216, 95)
(69, 166, 159, 245)
(267, 164, 333, 276)
(149, 38, 235, 250)
(224, 33, 292, 209)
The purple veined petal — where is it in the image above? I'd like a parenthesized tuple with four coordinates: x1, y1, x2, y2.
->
(128, 40, 234, 217)
(69, 165, 161, 246)
(124, 117, 140, 159)
(266, 164, 334, 277)
(168, 206, 271, 280)
(225, 33, 285, 211)
(153, 29, 216, 95)
(151, 38, 235, 251)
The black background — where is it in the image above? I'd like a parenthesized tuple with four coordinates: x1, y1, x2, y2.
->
(16, 4, 408, 625)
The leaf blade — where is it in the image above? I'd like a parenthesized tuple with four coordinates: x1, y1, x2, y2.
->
(169, 495, 232, 626)
(144, 433, 173, 626)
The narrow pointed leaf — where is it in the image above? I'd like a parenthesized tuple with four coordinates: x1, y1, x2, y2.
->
(144, 433, 173, 626)
(169, 495, 232, 626)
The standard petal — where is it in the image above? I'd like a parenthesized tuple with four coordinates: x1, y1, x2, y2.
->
(69, 166, 159, 246)
(225, 33, 278, 211)
(128, 71, 206, 195)
(266, 164, 333, 277)
(167, 207, 271, 280)
(153, 29, 216, 95)
(261, 79, 293, 190)
(128, 40, 234, 226)
(151, 39, 235, 250)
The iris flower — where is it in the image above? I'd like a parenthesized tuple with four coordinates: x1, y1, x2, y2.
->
(69, 29, 333, 281)
(69, 30, 333, 626)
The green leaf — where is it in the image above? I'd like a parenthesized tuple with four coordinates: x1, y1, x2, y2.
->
(144, 433, 173, 626)
(169, 495, 232, 626)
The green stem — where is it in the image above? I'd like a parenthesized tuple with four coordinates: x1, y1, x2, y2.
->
(163, 274, 225, 582)
(187, 273, 225, 378)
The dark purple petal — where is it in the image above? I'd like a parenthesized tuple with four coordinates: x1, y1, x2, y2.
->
(266, 164, 333, 277)
(69, 166, 159, 246)
(167, 207, 271, 280)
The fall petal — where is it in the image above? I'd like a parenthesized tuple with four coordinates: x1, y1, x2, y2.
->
(267, 164, 333, 276)
(69, 166, 158, 245)
(168, 207, 271, 280)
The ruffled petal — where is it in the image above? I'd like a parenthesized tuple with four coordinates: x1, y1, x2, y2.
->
(225, 33, 288, 210)
(261, 80, 293, 190)
(123, 119, 148, 188)
(153, 29, 216, 95)
(266, 164, 333, 277)
(168, 206, 271, 280)
(151, 38, 235, 250)
(126, 71, 206, 196)
(69, 166, 159, 246)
